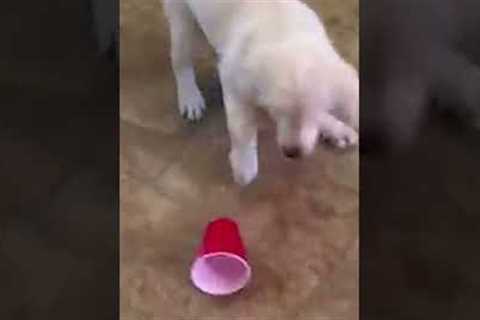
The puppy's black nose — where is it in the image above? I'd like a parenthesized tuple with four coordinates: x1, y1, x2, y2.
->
(282, 146, 301, 159)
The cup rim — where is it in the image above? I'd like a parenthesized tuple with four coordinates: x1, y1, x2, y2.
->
(190, 251, 251, 296)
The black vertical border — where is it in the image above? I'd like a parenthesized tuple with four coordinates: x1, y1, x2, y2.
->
(0, 0, 119, 318)
(360, 0, 480, 319)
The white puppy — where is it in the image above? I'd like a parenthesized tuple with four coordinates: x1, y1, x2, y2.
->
(163, 0, 359, 186)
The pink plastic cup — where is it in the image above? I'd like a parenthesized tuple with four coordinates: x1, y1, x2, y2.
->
(190, 217, 251, 296)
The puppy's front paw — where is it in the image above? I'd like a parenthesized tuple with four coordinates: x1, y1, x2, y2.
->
(320, 125, 358, 149)
(178, 88, 206, 121)
(229, 147, 258, 186)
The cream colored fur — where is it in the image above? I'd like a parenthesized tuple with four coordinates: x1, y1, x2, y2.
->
(163, 0, 359, 185)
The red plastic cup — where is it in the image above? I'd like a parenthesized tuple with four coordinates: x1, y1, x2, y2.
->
(190, 217, 251, 295)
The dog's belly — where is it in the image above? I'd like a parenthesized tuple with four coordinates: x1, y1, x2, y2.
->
(185, 0, 243, 52)
(185, 0, 323, 56)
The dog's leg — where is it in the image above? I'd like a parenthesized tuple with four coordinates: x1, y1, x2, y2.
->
(163, 0, 206, 121)
(222, 89, 258, 186)
(318, 113, 359, 149)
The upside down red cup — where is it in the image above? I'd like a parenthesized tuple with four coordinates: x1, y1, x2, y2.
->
(190, 217, 251, 295)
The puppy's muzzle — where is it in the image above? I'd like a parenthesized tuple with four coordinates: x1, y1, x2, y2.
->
(281, 146, 302, 159)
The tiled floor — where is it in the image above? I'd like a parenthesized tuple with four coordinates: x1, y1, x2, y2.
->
(120, 1, 359, 319)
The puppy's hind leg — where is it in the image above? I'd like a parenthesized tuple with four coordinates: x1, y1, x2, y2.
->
(163, 0, 205, 121)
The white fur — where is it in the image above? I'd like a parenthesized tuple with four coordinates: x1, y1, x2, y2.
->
(163, 0, 359, 186)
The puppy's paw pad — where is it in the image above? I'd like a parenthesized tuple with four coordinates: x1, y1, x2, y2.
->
(178, 90, 206, 121)
(320, 126, 358, 149)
